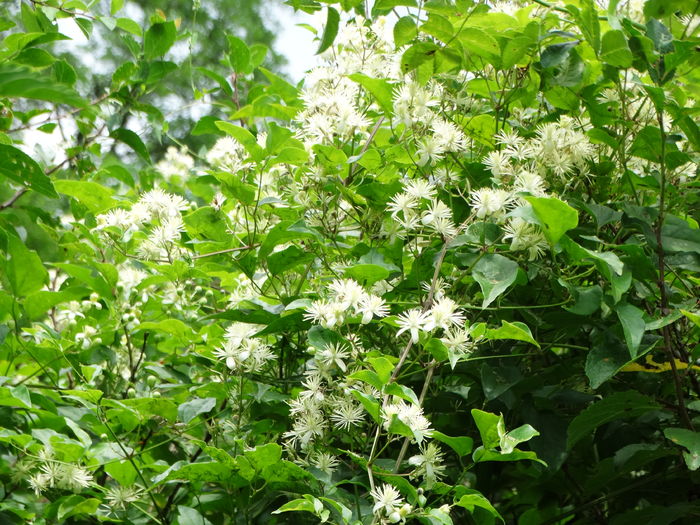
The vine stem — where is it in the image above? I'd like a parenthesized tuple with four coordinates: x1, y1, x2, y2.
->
(655, 111, 693, 431)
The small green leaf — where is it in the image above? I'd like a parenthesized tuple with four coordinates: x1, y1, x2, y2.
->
(178, 397, 217, 424)
(0, 144, 56, 197)
(394, 16, 417, 47)
(347, 73, 394, 115)
(144, 21, 177, 59)
(54, 180, 116, 213)
(316, 7, 339, 55)
(227, 35, 250, 74)
(454, 489, 503, 522)
(601, 30, 633, 68)
(472, 254, 519, 308)
(433, 431, 473, 456)
(110, 128, 151, 163)
(471, 409, 502, 450)
(525, 196, 578, 246)
(664, 428, 700, 470)
(3, 235, 48, 297)
(485, 321, 539, 348)
(568, 391, 659, 448)
(616, 303, 646, 358)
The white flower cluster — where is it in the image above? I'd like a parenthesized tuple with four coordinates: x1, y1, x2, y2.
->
(206, 136, 252, 173)
(382, 398, 433, 444)
(21, 450, 93, 496)
(395, 296, 465, 344)
(370, 483, 413, 523)
(212, 323, 274, 373)
(304, 278, 389, 328)
(97, 189, 189, 261)
(155, 146, 194, 182)
(385, 179, 458, 239)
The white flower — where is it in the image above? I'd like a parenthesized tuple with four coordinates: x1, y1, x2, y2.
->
(315, 341, 350, 372)
(409, 442, 446, 487)
(426, 297, 465, 331)
(387, 192, 419, 218)
(104, 485, 144, 510)
(396, 309, 429, 343)
(330, 396, 365, 430)
(309, 451, 339, 475)
(371, 483, 404, 516)
(469, 188, 514, 219)
(357, 294, 389, 324)
(155, 146, 194, 181)
(415, 135, 445, 166)
(431, 118, 466, 152)
(404, 179, 436, 200)
(328, 278, 366, 310)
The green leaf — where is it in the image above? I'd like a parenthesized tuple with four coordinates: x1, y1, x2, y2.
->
(110, 0, 124, 15)
(316, 7, 339, 55)
(15, 48, 55, 68)
(601, 30, 633, 68)
(661, 215, 700, 255)
(349, 369, 384, 390)
(569, 0, 601, 55)
(568, 391, 660, 448)
(176, 506, 214, 525)
(500, 424, 539, 454)
(401, 42, 439, 74)
(454, 489, 503, 522)
(525, 196, 579, 246)
(471, 409, 502, 450)
(2, 235, 48, 297)
(394, 16, 417, 47)
(138, 319, 194, 340)
(485, 321, 539, 348)
(433, 431, 473, 456)
(104, 460, 137, 486)
(345, 263, 391, 286)
(0, 144, 57, 198)
(383, 382, 420, 406)
(616, 303, 646, 358)
(54, 180, 116, 213)
(471, 254, 519, 308)
(646, 19, 674, 54)
(0, 64, 86, 107)
(267, 245, 314, 275)
(368, 356, 394, 386)
(347, 73, 394, 115)
(178, 397, 217, 424)
(227, 35, 250, 74)
(144, 21, 177, 59)
(459, 28, 500, 63)
(109, 128, 151, 163)
(215, 121, 263, 161)
(259, 220, 318, 259)
(0, 385, 32, 409)
(664, 428, 700, 470)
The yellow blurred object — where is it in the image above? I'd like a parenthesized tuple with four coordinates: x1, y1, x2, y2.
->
(621, 354, 700, 373)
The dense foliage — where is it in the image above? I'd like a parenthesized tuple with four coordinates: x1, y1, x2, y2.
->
(1, 0, 699, 524)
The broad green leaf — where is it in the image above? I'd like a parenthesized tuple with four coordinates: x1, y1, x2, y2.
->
(471, 409, 502, 450)
(259, 220, 318, 258)
(394, 16, 417, 47)
(0, 64, 86, 106)
(347, 73, 394, 115)
(0, 385, 32, 409)
(177, 506, 214, 525)
(345, 263, 391, 286)
(454, 489, 503, 522)
(109, 128, 151, 163)
(646, 19, 674, 54)
(485, 321, 539, 348)
(401, 41, 438, 73)
(500, 424, 539, 454)
(616, 303, 646, 358)
(3, 235, 48, 297)
(227, 35, 250, 74)
(267, 245, 314, 275)
(368, 356, 394, 385)
(601, 30, 633, 67)
(472, 254, 519, 308)
(316, 6, 339, 55)
(383, 382, 420, 406)
(661, 215, 700, 254)
(144, 21, 177, 59)
(54, 180, 116, 213)
(569, 0, 601, 55)
(349, 369, 384, 390)
(178, 397, 217, 424)
(137, 319, 194, 340)
(664, 428, 700, 470)
(0, 144, 57, 198)
(433, 431, 473, 456)
(525, 196, 578, 246)
(351, 390, 380, 423)
(104, 460, 138, 486)
(568, 391, 659, 448)
(459, 28, 499, 63)
(215, 121, 264, 161)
